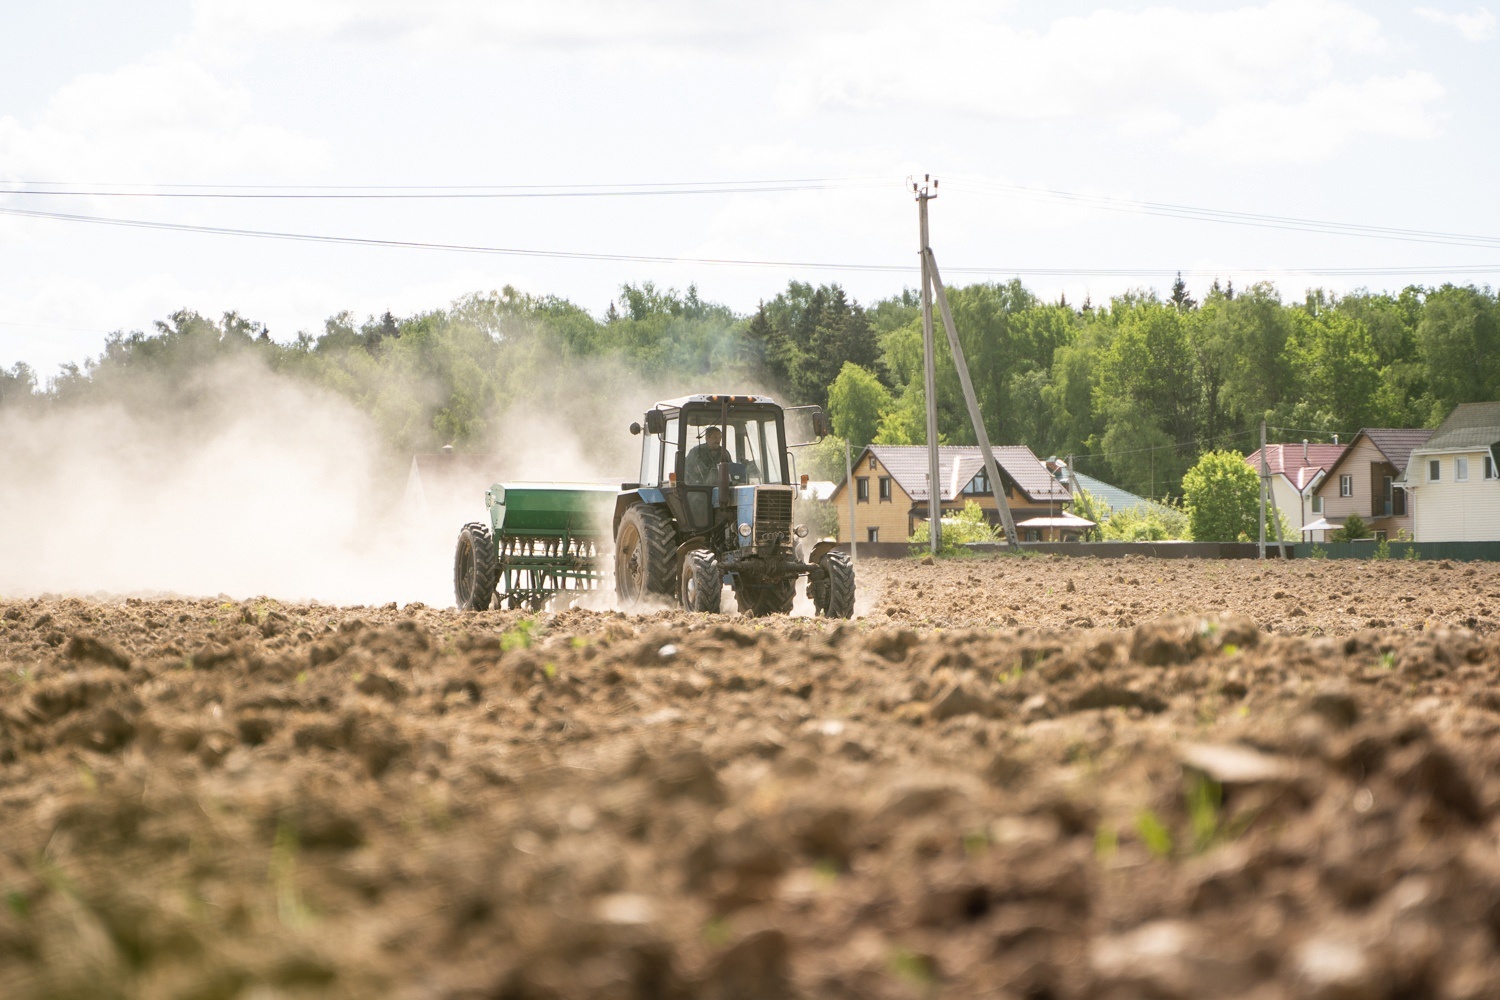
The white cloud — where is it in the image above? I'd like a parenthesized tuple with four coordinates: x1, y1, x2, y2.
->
(190, 0, 1430, 162)
(1414, 6, 1497, 40)
(787, 1, 1388, 120)
(1177, 71, 1445, 163)
(0, 52, 328, 183)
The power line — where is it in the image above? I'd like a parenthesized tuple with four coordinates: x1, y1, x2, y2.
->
(0, 178, 886, 200)
(4, 204, 1499, 280)
(950, 177, 1500, 252)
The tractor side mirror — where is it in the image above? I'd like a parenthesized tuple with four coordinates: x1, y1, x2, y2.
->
(645, 409, 667, 435)
(812, 410, 832, 438)
(629, 422, 642, 435)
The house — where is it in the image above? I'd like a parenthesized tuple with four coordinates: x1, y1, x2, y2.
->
(828, 445, 1072, 543)
(1401, 402, 1500, 542)
(1310, 428, 1434, 541)
(1243, 441, 1348, 541)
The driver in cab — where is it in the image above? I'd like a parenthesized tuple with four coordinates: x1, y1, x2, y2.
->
(686, 426, 731, 484)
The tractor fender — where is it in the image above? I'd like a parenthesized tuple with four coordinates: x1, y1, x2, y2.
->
(808, 540, 842, 566)
(613, 487, 668, 539)
(612, 491, 641, 538)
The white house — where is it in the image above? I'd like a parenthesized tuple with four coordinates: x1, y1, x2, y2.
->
(1401, 402, 1500, 542)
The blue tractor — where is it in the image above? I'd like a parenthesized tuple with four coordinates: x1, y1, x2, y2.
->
(613, 393, 855, 617)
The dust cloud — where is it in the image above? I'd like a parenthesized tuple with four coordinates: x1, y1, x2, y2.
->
(0, 358, 622, 607)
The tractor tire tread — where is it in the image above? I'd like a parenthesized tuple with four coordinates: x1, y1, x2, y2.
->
(818, 550, 855, 619)
(682, 549, 723, 613)
(455, 522, 500, 611)
(616, 504, 677, 603)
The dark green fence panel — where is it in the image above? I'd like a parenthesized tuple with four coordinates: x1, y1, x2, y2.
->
(1291, 541, 1500, 561)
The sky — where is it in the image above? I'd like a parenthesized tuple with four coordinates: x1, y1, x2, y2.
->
(2, 0, 1498, 377)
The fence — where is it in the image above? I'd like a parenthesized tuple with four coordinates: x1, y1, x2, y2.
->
(1290, 541, 1500, 562)
(831, 539, 1500, 562)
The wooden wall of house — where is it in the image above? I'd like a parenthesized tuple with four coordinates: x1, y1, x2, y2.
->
(1316, 437, 1416, 538)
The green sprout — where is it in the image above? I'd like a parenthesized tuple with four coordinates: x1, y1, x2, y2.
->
(1135, 809, 1173, 858)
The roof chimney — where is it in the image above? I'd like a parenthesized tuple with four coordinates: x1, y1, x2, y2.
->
(1303, 439, 1309, 462)
(1333, 434, 1339, 445)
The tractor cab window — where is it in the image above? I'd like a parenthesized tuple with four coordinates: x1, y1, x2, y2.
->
(681, 410, 787, 486)
(640, 423, 665, 486)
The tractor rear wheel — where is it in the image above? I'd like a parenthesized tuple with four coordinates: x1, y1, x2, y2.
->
(738, 580, 795, 617)
(680, 549, 723, 613)
(615, 504, 676, 605)
(454, 522, 499, 611)
(813, 550, 855, 618)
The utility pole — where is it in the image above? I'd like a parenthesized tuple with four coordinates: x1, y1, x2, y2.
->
(917, 176, 941, 555)
(846, 439, 857, 562)
(927, 249, 1021, 551)
(1259, 419, 1268, 559)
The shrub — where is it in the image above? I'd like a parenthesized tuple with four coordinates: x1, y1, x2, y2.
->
(1101, 500, 1191, 541)
(1330, 513, 1372, 543)
(909, 500, 998, 555)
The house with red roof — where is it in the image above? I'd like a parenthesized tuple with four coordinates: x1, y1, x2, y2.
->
(1244, 440, 1348, 542)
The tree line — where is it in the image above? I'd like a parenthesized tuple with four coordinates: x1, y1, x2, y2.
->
(3, 275, 1497, 501)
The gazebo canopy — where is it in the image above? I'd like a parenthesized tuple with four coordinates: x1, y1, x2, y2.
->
(1014, 513, 1096, 528)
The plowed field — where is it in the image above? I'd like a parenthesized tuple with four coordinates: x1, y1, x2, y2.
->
(3, 555, 1499, 999)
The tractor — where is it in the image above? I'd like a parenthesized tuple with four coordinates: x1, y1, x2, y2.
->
(452, 393, 854, 617)
(613, 393, 854, 617)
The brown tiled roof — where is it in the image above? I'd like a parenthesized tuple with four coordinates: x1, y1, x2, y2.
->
(1417, 402, 1500, 452)
(1244, 443, 1347, 492)
(1362, 429, 1435, 472)
(859, 445, 1070, 503)
(1322, 428, 1434, 481)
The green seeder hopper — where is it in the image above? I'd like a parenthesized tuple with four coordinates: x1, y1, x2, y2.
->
(453, 482, 616, 611)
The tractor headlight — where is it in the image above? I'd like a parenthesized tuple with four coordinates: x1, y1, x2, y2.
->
(738, 523, 752, 537)
(793, 524, 808, 538)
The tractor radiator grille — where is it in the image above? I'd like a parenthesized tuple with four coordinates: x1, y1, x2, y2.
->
(754, 488, 794, 545)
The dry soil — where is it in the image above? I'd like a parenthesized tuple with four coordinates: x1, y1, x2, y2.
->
(3, 555, 1500, 999)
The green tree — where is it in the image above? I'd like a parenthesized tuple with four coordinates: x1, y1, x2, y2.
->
(0, 362, 37, 407)
(827, 363, 891, 451)
(1181, 450, 1260, 541)
(1417, 284, 1500, 418)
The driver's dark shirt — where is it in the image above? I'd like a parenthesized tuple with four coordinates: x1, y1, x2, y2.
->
(685, 443, 730, 484)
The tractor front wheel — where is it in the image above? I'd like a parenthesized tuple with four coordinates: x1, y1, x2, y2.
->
(454, 522, 499, 611)
(615, 504, 676, 606)
(813, 550, 855, 619)
(680, 549, 723, 613)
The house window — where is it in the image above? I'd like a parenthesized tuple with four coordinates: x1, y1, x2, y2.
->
(1340, 475, 1353, 497)
(963, 468, 991, 495)
(856, 477, 869, 502)
(867, 527, 879, 543)
(1374, 531, 1388, 542)
(869, 455, 877, 470)
(1311, 495, 1323, 514)
(1456, 457, 1469, 482)
(1429, 459, 1441, 482)
(878, 477, 891, 501)
(1487, 455, 1497, 480)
